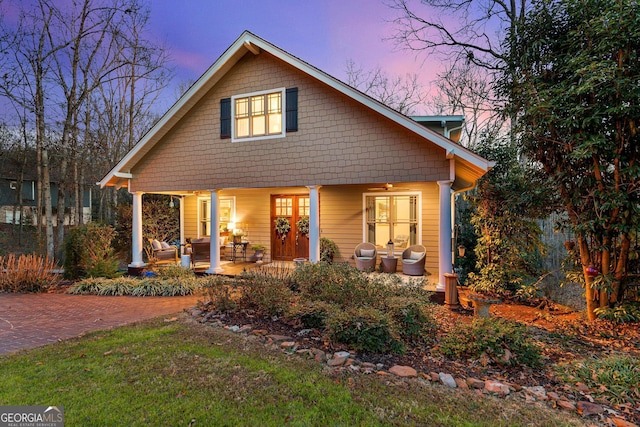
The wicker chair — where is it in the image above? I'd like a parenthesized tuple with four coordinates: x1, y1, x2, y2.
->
(401, 244, 426, 276)
(354, 242, 377, 272)
(147, 238, 179, 264)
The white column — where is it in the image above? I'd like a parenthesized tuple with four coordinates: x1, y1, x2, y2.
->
(179, 196, 185, 255)
(308, 185, 322, 263)
(206, 189, 223, 274)
(437, 180, 453, 292)
(129, 191, 145, 268)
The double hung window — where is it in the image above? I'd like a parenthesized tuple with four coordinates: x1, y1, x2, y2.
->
(365, 194, 419, 252)
(233, 89, 284, 140)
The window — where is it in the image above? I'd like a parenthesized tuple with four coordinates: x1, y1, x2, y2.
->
(365, 194, 419, 253)
(233, 89, 283, 140)
(199, 197, 235, 237)
(221, 87, 297, 140)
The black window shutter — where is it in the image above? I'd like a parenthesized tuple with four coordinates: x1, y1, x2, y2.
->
(286, 87, 298, 132)
(220, 98, 231, 139)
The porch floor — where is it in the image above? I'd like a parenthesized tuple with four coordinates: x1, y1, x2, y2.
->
(191, 261, 438, 291)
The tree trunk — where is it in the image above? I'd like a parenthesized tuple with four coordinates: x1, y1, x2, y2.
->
(578, 237, 597, 321)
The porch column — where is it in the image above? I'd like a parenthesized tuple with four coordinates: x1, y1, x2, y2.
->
(129, 191, 145, 268)
(179, 196, 185, 255)
(437, 180, 453, 292)
(206, 189, 223, 274)
(308, 185, 322, 263)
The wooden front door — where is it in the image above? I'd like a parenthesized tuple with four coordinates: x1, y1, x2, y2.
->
(271, 195, 310, 261)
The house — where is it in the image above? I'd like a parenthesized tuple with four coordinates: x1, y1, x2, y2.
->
(99, 31, 492, 291)
(1, 174, 92, 226)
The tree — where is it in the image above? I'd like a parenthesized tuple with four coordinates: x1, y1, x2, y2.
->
(345, 59, 428, 114)
(500, 0, 640, 319)
(466, 136, 555, 295)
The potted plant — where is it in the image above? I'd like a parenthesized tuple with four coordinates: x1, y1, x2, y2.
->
(249, 244, 266, 262)
(232, 229, 244, 244)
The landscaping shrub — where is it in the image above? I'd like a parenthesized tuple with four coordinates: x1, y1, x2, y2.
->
(594, 302, 640, 323)
(0, 253, 60, 292)
(556, 356, 640, 404)
(68, 276, 200, 297)
(287, 300, 338, 329)
(153, 265, 195, 279)
(438, 318, 542, 367)
(63, 223, 122, 279)
(201, 275, 238, 313)
(326, 306, 404, 353)
(384, 296, 437, 344)
(293, 262, 373, 308)
(320, 237, 339, 263)
(239, 267, 293, 316)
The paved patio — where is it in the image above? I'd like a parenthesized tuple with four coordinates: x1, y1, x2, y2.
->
(0, 293, 200, 355)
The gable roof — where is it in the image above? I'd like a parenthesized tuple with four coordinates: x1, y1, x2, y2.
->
(99, 31, 492, 190)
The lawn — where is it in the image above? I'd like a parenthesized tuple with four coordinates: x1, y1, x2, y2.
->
(0, 316, 584, 427)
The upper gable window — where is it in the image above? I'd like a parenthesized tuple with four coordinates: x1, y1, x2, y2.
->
(232, 88, 285, 141)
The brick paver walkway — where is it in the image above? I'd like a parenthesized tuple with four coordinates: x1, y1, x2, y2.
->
(0, 293, 200, 354)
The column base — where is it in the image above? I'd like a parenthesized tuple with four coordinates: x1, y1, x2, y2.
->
(205, 266, 224, 274)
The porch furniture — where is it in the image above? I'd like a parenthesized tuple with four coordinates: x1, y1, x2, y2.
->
(148, 238, 179, 264)
(401, 245, 426, 276)
(190, 239, 211, 267)
(230, 241, 249, 262)
(380, 256, 398, 273)
(354, 242, 377, 272)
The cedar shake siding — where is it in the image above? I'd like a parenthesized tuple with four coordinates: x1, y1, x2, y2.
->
(128, 50, 449, 194)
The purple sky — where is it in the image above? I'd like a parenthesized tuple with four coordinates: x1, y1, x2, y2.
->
(148, 0, 440, 112)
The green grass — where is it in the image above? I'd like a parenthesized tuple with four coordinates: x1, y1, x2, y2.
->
(0, 317, 583, 427)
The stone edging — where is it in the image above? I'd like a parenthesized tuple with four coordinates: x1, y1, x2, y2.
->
(186, 307, 637, 427)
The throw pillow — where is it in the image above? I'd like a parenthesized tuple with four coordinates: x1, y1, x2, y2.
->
(360, 249, 375, 257)
(410, 251, 424, 260)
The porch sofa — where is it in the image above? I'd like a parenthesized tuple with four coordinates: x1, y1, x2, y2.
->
(189, 237, 227, 267)
(148, 238, 179, 264)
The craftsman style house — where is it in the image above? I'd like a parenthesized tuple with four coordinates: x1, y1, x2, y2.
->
(99, 31, 492, 290)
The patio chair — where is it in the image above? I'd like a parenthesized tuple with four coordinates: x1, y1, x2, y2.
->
(401, 244, 426, 276)
(354, 242, 377, 272)
(148, 238, 178, 264)
(190, 238, 211, 268)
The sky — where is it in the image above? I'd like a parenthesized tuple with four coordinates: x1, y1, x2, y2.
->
(146, 0, 440, 113)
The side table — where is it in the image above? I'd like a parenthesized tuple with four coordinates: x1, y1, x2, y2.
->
(381, 256, 397, 273)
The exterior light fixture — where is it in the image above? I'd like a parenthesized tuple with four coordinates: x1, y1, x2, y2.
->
(387, 239, 395, 258)
(457, 245, 466, 258)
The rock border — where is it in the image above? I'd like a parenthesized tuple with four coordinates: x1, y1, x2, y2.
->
(187, 307, 638, 427)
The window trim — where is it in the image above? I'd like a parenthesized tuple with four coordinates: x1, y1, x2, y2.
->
(362, 192, 422, 256)
(197, 196, 236, 239)
(231, 87, 286, 142)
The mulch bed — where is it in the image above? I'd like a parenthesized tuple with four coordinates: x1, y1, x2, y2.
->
(203, 296, 640, 425)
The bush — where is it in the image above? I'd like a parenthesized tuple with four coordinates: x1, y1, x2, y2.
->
(594, 302, 640, 323)
(438, 318, 542, 368)
(556, 356, 640, 404)
(64, 223, 122, 279)
(0, 254, 60, 292)
(293, 262, 373, 308)
(320, 237, 339, 263)
(326, 307, 404, 353)
(200, 275, 238, 313)
(239, 268, 293, 316)
(68, 276, 200, 297)
(287, 300, 338, 329)
(384, 296, 437, 344)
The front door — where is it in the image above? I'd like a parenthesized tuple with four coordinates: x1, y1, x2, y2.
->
(271, 195, 310, 261)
